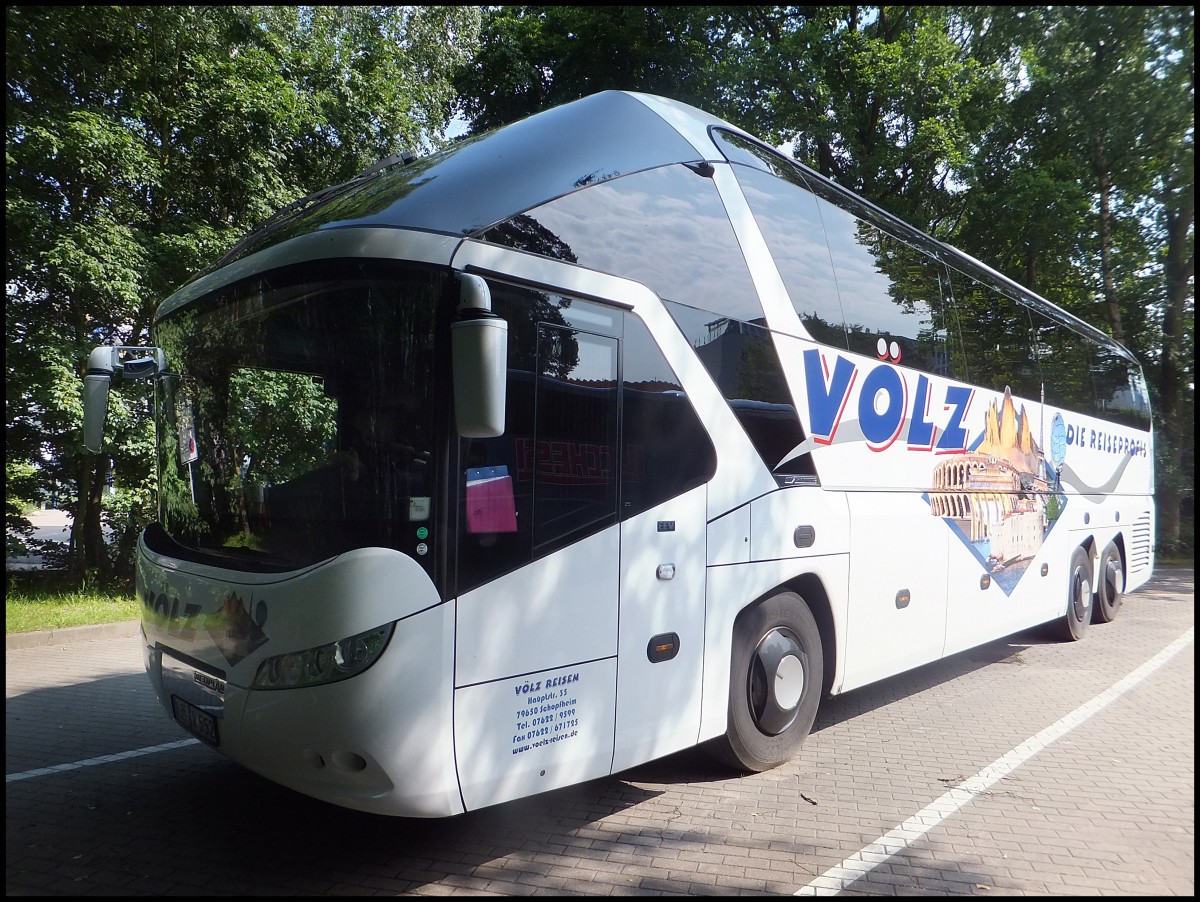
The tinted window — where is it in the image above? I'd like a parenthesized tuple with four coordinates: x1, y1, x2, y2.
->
(530, 325, 620, 550)
(945, 267, 1041, 402)
(456, 284, 716, 594)
(819, 204, 945, 366)
(151, 261, 446, 575)
(622, 314, 717, 515)
(666, 302, 814, 479)
(713, 127, 934, 253)
(726, 163, 847, 347)
(481, 163, 763, 322)
(457, 286, 619, 592)
(1091, 345, 1151, 430)
(711, 129, 783, 173)
(1028, 309, 1095, 415)
(872, 235, 955, 376)
(713, 128, 1139, 429)
(1027, 310, 1151, 429)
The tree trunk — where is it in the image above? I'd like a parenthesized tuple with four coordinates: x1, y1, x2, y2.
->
(1155, 172, 1194, 555)
(1093, 141, 1125, 344)
(84, 458, 109, 574)
(67, 458, 89, 581)
(69, 455, 111, 584)
(114, 504, 142, 576)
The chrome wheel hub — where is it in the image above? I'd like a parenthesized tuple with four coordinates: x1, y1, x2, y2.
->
(748, 627, 807, 736)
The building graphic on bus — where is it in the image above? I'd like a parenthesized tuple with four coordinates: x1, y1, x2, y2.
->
(928, 387, 1061, 593)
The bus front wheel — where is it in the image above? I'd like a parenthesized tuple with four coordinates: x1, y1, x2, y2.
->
(710, 591, 823, 773)
(1093, 542, 1124, 623)
(1060, 546, 1093, 641)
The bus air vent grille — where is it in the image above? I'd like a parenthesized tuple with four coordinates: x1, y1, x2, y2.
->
(1129, 512, 1153, 572)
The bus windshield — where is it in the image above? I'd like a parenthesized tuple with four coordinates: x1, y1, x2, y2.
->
(150, 259, 447, 574)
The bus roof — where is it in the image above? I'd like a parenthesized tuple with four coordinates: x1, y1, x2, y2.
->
(165, 90, 1138, 366)
(207, 91, 713, 271)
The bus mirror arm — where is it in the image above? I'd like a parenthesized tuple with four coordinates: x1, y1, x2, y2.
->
(81, 345, 167, 454)
(451, 274, 508, 438)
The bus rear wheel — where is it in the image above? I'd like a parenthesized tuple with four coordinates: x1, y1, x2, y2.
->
(1060, 546, 1093, 641)
(710, 591, 822, 773)
(1093, 542, 1124, 623)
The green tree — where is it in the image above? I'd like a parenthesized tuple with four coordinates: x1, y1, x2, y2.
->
(453, 5, 716, 132)
(1142, 6, 1195, 555)
(953, 5, 1194, 554)
(6, 5, 480, 582)
(710, 6, 1001, 230)
(457, 6, 994, 230)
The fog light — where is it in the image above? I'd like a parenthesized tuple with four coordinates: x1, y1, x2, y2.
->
(331, 751, 367, 772)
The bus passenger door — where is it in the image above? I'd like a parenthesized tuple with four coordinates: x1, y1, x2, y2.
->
(612, 484, 708, 773)
(452, 310, 623, 812)
(610, 310, 717, 774)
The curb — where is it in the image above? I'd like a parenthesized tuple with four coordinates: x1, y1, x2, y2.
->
(6, 620, 140, 650)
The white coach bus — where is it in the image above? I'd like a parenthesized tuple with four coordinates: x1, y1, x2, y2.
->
(82, 91, 1155, 817)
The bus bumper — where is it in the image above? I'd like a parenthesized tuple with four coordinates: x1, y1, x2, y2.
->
(146, 600, 463, 818)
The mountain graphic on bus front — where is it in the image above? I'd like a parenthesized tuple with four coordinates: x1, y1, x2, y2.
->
(206, 591, 268, 666)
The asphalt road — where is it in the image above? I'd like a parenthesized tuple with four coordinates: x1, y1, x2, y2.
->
(6, 507, 73, 570)
(6, 567, 1194, 896)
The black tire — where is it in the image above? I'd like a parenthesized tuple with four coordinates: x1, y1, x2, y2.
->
(1093, 541, 1124, 623)
(709, 592, 823, 773)
(1060, 546, 1093, 641)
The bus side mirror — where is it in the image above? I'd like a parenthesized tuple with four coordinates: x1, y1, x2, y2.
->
(81, 345, 166, 453)
(451, 274, 508, 438)
(83, 346, 118, 454)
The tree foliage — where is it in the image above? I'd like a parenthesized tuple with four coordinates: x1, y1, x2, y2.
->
(5, 5, 1193, 571)
(6, 5, 481, 582)
(453, 5, 716, 131)
(951, 6, 1193, 552)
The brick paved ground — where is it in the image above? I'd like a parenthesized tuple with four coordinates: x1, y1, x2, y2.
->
(6, 567, 1193, 896)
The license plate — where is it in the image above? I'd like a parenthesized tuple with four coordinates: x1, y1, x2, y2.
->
(171, 694, 220, 746)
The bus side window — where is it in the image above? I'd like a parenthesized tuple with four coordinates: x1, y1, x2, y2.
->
(936, 263, 970, 383)
(819, 209, 949, 373)
(874, 234, 952, 375)
(1090, 344, 1151, 430)
(531, 325, 620, 551)
(622, 313, 716, 517)
(723, 162, 848, 348)
(946, 267, 1041, 402)
(480, 162, 763, 327)
(665, 304, 810, 479)
(1029, 310, 1096, 415)
(456, 285, 623, 594)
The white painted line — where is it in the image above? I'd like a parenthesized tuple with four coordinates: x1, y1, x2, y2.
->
(795, 626, 1195, 896)
(5, 738, 200, 783)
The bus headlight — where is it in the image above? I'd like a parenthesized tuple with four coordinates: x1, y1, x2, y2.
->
(252, 623, 395, 690)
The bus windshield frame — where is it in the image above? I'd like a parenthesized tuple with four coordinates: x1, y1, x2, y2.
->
(149, 258, 451, 579)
